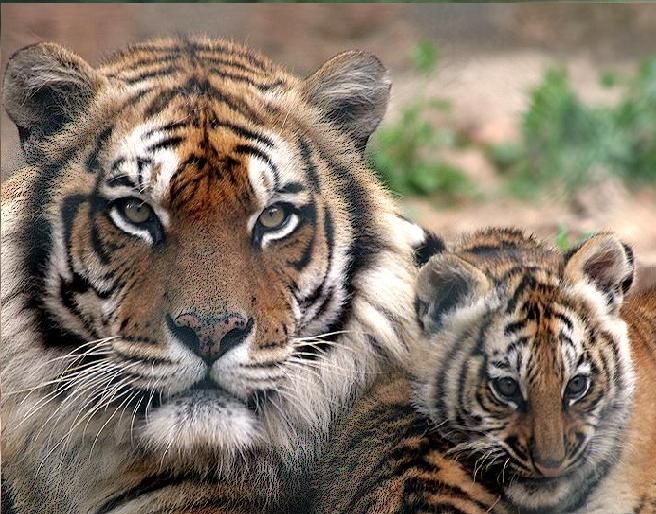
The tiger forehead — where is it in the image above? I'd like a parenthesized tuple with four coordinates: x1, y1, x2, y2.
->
(100, 37, 293, 92)
(103, 119, 279, 214)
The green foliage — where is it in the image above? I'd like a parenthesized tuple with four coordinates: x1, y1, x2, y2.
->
(489, 59, 656, 198)
(412, 40, 440, 76)
(369, 42, 475, 201)
(555, 225, 594, 251)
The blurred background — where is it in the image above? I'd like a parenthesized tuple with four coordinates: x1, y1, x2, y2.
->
(2, 3, 655, 287)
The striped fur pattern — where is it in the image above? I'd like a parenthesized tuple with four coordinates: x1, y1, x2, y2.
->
(1, 37, 429, 513)
(313, 228, 656, 513)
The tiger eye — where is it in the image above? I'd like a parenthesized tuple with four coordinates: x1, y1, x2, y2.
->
(495, 377, 520, 399)
(565, 374, 588, 398)
(122, 200, 153, 224)
(258, 205, 287, 229)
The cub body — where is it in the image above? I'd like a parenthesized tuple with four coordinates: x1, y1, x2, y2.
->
(313, 229, 656, 514)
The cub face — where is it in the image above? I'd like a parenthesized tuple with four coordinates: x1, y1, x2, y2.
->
(1, 38, 416, 465)
(412, 232, 635, 513)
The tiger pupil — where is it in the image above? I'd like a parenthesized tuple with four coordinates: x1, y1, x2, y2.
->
(567, 375, 587, 396)
(497, 377, 518, 397)
(124, 201, 151, 224)
(260, 206, 286, 229)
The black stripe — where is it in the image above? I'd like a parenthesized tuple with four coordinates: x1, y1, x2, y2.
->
(320, 156, 387, 341)
(87, 125, 114, 173)
(146, 135, 184, 152)
(504, 319, 528, 336)
(289, 203, 317, 272)
(208, 68, 283, 91)
(143, 78, 264, 124)
(233, 143, 279, 187)
(23, 151, 89, 350)
(413, 228, 445, 267)
(95, 474, 192, 514)
(107, 174, 137, 190)
(121, 65, 179, 85)
(278, 181, 305, 195)
(554, 312, 574, 331)
(191, 42, 271, 70)
(401, 476, 492, 513)
(298, 136, 321, 192)
(505, 273, 537, 314)
(143, 89, 178, 119)
(143, 121, 190, 140)
(207, 113, 274, 148)
(196, 55, 263, 74)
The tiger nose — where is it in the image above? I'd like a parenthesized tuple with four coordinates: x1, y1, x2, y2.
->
(166, 312, 254, 364)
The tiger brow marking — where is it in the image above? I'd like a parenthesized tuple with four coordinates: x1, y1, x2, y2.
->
(142, 121, 190, 140)
(207, 111, 274, 148)
(277, 181, 305, 195)
(234, 143, 279, 188)
(145, 135, 185, 153)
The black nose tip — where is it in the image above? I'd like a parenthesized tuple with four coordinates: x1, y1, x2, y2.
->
(166, 313, 254, 364)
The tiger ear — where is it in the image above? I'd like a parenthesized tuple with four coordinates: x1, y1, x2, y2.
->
(3, 42, 104, 154)
(564, 233, 634, 313)
(302, 50, 391, 153)
(415, 254, 490, 334)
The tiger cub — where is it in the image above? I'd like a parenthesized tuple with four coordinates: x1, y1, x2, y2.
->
(313, 228, 656, 514)
(1, 37, 432, 514)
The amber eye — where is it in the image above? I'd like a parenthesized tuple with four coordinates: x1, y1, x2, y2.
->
(120, 199, 153, 225)
(258, 204, 288, 230)
(493, 377, 520, 400)
(565, 374, 589, 400)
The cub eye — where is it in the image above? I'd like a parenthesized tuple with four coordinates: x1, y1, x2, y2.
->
(493, 377, 521, 400)
(118, 198, 154, 224)
(258, 204, 289, 230)
(565, 374, 589, 400)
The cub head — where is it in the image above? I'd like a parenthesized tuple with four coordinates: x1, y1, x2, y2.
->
(1, 38, 419, 467)
(413, 232, 635, 513)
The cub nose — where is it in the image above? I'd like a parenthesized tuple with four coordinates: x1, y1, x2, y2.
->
(166, 312, 253, 364)
(534, 457, 566, 478)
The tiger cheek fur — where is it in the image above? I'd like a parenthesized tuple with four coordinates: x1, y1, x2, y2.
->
(1, 37, 429, 513)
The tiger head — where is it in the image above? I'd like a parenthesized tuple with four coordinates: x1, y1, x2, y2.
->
(412, 230, 635, 513)
(1, 38, 424, 470)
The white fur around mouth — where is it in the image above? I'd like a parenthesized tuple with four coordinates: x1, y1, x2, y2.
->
(139, 387, 261, 453)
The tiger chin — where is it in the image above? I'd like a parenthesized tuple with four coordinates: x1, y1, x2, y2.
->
(1, 37, 431, 513)
(312, 228, 656, 514)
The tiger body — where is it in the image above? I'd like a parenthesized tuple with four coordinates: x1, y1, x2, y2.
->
(1, 37, 429, 513)
(313, 228, 656, 514)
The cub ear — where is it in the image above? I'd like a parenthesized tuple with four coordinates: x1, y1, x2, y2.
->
(415, 254, 490, 334)
(3, 42, 104, 155)
(564, 233, 634, 313)
(302, 50, 390, 153)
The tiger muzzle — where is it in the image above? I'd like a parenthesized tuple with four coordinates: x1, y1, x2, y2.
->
(166, 312, 254, 364)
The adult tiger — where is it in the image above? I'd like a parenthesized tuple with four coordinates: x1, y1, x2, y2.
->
(313, 228, 656, 514)
(1, 37, 436, 514)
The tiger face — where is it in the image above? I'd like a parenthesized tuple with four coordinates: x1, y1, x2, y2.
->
(413, 231, 635, 513)
(1, 37, 421, 471)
